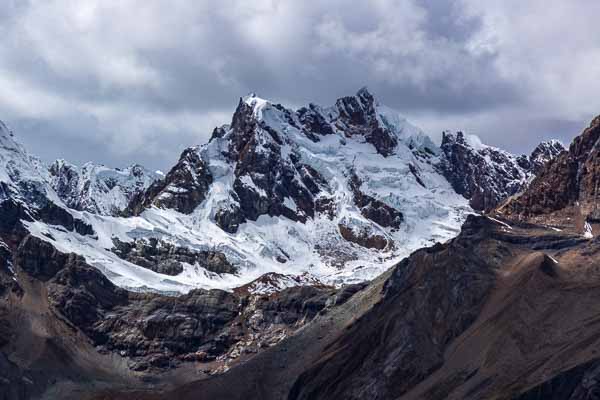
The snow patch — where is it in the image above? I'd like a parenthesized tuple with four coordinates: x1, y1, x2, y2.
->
(584, 222, 594, 239)
(487, 216, 513, 230)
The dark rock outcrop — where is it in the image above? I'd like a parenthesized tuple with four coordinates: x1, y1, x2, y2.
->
(349, 172, 403, 229)
(46, 260, 350, 372)
(440, 131, 564, 211)
(111, 238, 237, 276)
(504, 116, 600, 220)
(210, 98, 327, 232)
(514, 358, 600, 400)
(16, 235, 87, 282)
(334, 87, 398, 156)
(126, 147, 213, 216)
(89, 288, 241, 369)
(36, 201, 94, 236)
(297, 104, 334, 141)
(223, 99, 320, 230)
(0, 181, 94, 238)
(0, 240, 19, 297)
(528, 140, 566, 174)
(0, 234, 358, 375)
(214, 205, 245, 234)
(338, 224, 389, 250)
(48, 262, 129, 331)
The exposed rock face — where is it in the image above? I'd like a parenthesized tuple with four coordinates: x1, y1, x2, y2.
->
(145, 211, 600, 400)
(36, 200, 95, 236)
(213, 205, 245, 234)
(111, 238, 237, 276)
(504, 116, 600, 221)
(126, 147, 213, 215)
(290, 215, 502, 400)
(348, 172, 403, 229)
(514, 358, 600, 400)
(48, 261, 129, 332)
(528, 139, 566, 174)
(440, 131, 564, 210)
(0, 122, 94, 238)
(0, 179, 93, 239)
(338, 224, 389, 250)
(44, 249, 350, 373)
(333, 87, 398, 156)
(222, 98, 318, 230)
(0, 239, 19, 296)
(16, 235, 88, 282)
(49, 160, 159, 216)
(296, 104, 335, 141)
(0, 225, 365, 393)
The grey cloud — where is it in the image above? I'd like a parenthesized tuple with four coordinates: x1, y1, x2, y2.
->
(0, 1, 597, 169)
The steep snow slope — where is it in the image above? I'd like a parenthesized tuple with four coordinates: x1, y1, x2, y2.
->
(49, 159, 160, 216)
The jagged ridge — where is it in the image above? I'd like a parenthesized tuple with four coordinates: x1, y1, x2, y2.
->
(439, 131, 564, 210)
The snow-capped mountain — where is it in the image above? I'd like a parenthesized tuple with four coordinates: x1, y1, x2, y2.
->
(49, 159, 160, 216)
(113, 87, 472, 291)
(527, 139, 566, 174)
(439, 131, 564, 210)
(0, 89, 562, 295)
(0, 120, 92, 238)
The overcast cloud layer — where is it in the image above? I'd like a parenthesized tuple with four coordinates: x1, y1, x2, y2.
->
(0, 0, 599, 170)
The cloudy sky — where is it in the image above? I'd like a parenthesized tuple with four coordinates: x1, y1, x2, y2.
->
(1, 0, 599, 170)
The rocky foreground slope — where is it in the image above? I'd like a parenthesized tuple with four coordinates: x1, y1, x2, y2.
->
(0, 220, 366, 398)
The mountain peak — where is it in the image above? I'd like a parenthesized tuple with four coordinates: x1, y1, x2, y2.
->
(242, 92, 268, 107)
(120, 90, 474, 291)
(528, 140, 565, 174)
(0, 120, 10, 135)
(356, 85, 371, 94)
(501, 114, 600, 226)
(442, 131, 488, 151)
(49, 159, 160, 216)
(356, 86, 374, 100)
(440, 131, 562, 211)
(0, 120, 22, 153)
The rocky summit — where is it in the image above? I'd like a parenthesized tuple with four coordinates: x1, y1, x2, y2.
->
(439, 131, 565, 211)
(0, 90, 577, 400)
